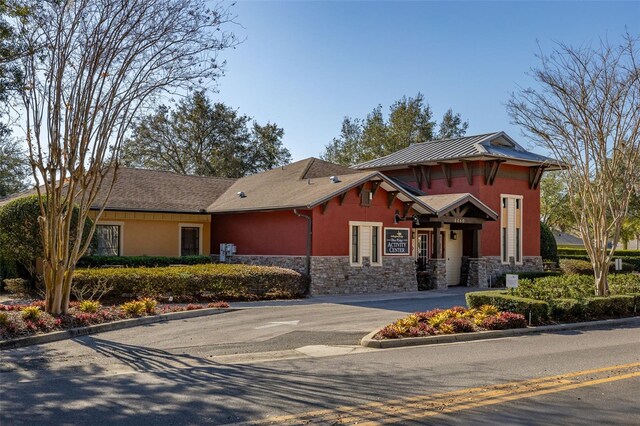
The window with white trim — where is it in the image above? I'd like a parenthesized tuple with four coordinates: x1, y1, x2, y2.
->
(349, 221, 382, 266)
(94, 224, 121, 256)
(501, 194, 523, 264)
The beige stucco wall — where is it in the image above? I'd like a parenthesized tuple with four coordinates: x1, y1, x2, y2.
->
(89, 210, 211, 256)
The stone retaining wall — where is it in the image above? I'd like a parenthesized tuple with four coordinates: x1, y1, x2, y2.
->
(485, 256, 543, 285)
(310, 256, 418, 295)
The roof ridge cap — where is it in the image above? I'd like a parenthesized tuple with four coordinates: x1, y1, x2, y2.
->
(298, 158, 315, 180)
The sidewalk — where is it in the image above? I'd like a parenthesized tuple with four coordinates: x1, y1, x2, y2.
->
(231, 286, 476, 308)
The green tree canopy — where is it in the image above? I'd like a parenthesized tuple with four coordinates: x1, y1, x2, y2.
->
(0, 128, 29, 197)
(0, 195, 92, 280)
(540, 171, 576, 232)
(122, 91, 291, 178)
(321, 93, 469, 166)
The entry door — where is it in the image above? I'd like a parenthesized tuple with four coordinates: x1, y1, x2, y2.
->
(446, 229, 463, 286)
(416, 232, 430, 267)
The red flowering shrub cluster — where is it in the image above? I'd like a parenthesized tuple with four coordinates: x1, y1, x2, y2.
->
(0, 298, 231, 340)
(375, 306, 527, 340)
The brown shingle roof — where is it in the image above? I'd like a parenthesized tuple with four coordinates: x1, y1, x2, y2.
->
(207, 158, 375, 213)
(0, 168, 236, 213)
(93, 168, 235, 213)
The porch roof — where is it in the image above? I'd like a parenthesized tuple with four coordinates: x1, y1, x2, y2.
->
(417, 193, 498, 220)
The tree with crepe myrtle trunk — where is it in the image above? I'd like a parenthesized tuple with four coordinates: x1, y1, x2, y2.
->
(507, 33, 640, 296)
(12, 0, 236, 314)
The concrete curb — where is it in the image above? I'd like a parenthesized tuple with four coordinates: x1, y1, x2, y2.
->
(361, 316, 640, 349)
(0, 307, 240, 351)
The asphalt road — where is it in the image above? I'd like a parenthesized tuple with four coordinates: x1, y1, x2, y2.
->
(1, 289, 639, 425)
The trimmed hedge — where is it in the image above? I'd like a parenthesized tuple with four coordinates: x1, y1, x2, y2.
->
(72, 264, 308, 301)
(467, 290, 639, 325)
(558, 248, 640, 257)
(466, 291, 549, 324)
(77, 255, 212, 268)
(495, 271, 562, 287)
(559, 256, 639, 273)
(511, 273, 640, 301)
(558, 248, 640, 272)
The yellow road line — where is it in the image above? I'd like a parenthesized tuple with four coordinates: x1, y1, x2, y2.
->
(372, 371, 640, 425)
(239, 362, 640, 425)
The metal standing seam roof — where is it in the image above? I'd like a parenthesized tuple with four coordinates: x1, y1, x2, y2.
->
(352, 131, 560, 169)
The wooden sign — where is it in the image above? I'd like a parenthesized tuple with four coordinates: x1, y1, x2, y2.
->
(384, 228, 410, 255)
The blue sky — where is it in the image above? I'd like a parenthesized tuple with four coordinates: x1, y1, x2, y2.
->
(211, 1, 640, 161)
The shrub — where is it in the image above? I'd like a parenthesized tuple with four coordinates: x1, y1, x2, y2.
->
(78, 300, 101, 313)
(21, 306, 42, 321)
(207, 301, 230, 309)
(72, 278, 114, 302)
(77, 255, 212, 268)
(582, 295, 636, 319)
(559, 255, 640, 272)
(140, 298, 158, 314)
(480, 312, 527, 330)
(466, 291, 549, 324)
(559, 259, 593, 275)
(495, 272, 562, 287)
(443, 317, 475, 333)
(540, 222, 558, 263)
(186, 304, 204, 310)
(3, 278, 30, 296)
(512, 273, 640, 301)
(609, 274, 640, 295)
(72, 264, 307, 301)
(120, 301, 146, 316)
(512, 275, 595, 301)
(0, 195, 93, 281)
(0, 312, 8, 326)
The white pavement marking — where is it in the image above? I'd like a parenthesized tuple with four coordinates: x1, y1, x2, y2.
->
(254, 320, 300, 329)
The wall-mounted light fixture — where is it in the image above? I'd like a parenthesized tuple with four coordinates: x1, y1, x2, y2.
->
(394, 211, 421, 226)
(450, 231, 457, 240)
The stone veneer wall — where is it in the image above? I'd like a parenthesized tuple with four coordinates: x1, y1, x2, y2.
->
(466, 258, 488, 288)
(310, 256, 418, 295)
(427, 259, 447, 290)
(484, 256, 543, 286)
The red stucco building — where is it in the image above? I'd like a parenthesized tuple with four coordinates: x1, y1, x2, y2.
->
(207, 132, 558, 293)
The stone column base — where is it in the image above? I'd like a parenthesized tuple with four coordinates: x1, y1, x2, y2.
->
(467, 258, 488, 288)
(428, 259, 447, 289)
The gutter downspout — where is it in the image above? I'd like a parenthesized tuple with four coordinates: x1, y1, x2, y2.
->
(293, 209, 312, 277)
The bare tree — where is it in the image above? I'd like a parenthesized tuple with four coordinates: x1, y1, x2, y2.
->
(508, 34, 640, 296)
(14, 0, 236, 314)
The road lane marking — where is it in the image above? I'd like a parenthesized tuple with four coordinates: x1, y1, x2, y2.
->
(237, 361, 640, 425)
(255, 320, 300, 329)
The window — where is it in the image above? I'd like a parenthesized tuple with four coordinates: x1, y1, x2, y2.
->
(179, 224, 202, 256)
(502, 227, 507, 262)
(349, 221, 382, 266)
(94, 224, 121, 256)
(371, 226, 379, 263)
(361, 189, 372, 206)
(351, 226, 359, 263)
(501, 195, 523, 264)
